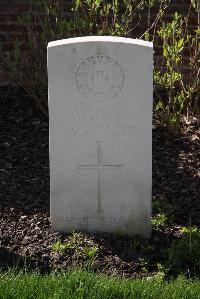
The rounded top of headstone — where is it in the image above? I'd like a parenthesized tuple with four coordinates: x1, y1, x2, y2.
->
(48, 36, 153, 49)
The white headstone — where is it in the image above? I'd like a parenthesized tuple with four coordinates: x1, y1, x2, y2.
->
(48, 36, 153, 238)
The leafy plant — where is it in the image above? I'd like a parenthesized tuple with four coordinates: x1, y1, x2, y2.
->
(51, 240, 74, 252)
(139, 257, 149, 273)
(132, 238, 142, 251)
(151, 213, 168, 229)
(153, 263, 167, 281)
(152, 199, 174, 215)
(151, 199, 174, 229)
(154, 9, 200, 133)
(72, 0, 169, 38)
(82, 245, 99, 260)
(51, 232, 100, 265)
(165, 226, 200, 277)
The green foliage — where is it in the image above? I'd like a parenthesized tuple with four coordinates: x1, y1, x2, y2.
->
(191, 0, 199, 10)
(151, 199, 174, 229)
(165, 226, 200, 277)
(72, 0, 135, 36)
(82, 245, 99, 259)
(152, 213, 168, 229)
(132, 238, 142, 251)
(152, 199, 174, 215)
(180, 226, 200, 235)
(51, 232, 100, 264)
(139, 257, 150, 273)
(153, 263, 167, 281)
(154, 11, 200, 132)
(51, 240, 75, 252)
(131, 238, 155, 255)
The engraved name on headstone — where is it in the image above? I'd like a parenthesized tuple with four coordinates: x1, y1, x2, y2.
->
(48, 36, 153, 237)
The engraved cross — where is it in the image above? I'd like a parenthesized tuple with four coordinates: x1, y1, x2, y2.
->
(78, 141, 123, 212)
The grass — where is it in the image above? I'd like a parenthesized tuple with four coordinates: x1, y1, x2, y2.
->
(0, 269, 200, 299)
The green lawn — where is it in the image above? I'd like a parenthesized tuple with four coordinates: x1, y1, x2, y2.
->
(0, 269, 200, 299)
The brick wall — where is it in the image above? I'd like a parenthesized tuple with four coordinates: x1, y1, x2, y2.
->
(0, 0, 198, 83)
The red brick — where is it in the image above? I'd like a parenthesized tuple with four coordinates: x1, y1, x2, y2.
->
(0, 3, 30, 15)
(1, 42, 15, 51)
(0, 72, 9, 82)
(0, 24, 27, 33)
(7, 32, 27, 42)
(0, 15, 9, 23)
